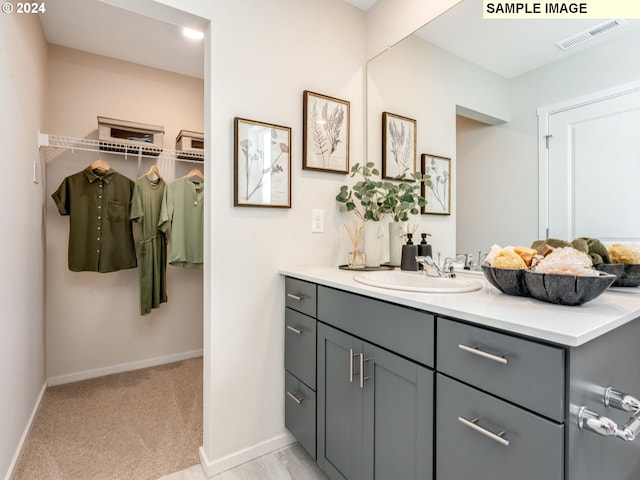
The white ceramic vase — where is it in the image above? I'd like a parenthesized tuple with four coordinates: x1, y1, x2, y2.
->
(388, 222, 406, 267)
(363, 222, 386, 267)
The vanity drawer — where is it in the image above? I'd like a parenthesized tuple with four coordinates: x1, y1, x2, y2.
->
(437, 318, 565, 421)
(285, 277, 317, 318)
(285, 308, 316, 389)
(285, 371, 316, 460)
(317, 286, 434, 367)
(436, 374, 563, 480)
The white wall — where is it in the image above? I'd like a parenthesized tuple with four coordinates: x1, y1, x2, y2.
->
(0, 13, 47, 480)
(203, 1, 366, 473)
(368, 34, 509, 260)
(457, 28, 640, 255)
(44, 45, 204, 382)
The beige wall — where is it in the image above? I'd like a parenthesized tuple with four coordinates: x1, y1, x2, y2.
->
(0, 13, 47, 479)
(45, 45, 204, 383)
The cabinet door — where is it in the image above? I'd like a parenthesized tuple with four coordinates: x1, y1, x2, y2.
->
(362, 343, 433, 480)
(317, 323, 363, 480)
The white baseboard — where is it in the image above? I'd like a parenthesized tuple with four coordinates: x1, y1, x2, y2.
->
(4, 381, 47, 480)
(199, 432, 296, 477)
(47, 349, 203, 386)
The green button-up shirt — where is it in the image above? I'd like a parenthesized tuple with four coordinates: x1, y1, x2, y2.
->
(52, 167, 137, 272)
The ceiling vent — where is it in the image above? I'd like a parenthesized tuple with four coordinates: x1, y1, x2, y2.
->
(556, 19, 628, 50)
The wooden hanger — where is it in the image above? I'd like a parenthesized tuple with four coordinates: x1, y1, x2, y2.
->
(187, 167, 204, 182)
(90, 159, 111, 172)
(145, 164, 162, 181)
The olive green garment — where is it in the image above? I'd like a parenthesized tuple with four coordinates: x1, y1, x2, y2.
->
(52, 167, 137, 272)
(131, 176, 168, 315)
(158, 177, 204, 268)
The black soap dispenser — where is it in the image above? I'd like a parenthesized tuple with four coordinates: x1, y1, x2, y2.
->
(400, 233, 419, 271)
(418, 233, 432, 258)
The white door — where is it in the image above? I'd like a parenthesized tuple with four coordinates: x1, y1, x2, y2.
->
(541, 85, 640, 242)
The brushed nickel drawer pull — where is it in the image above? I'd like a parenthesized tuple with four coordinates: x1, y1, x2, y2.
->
(287, 293, 303, 301)
(458, 343, 508, 365)
(349, 349, 360, 383)
(458, 416, 510, 446)
(359, 353, 370, 389)
(286, 325, 303, 335)
(287, 390, 304, 404)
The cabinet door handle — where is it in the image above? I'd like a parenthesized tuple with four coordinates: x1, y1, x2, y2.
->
(349, 349, 358, 383)
(458, 343, 508, 365)
(458, 416, 510, 446)
(359, 353, 369, 389)
(577, 387, 640, 442)
(287, 293, 303, 301)
(287, 390, 304, 404)
(286, 325, 303, 335)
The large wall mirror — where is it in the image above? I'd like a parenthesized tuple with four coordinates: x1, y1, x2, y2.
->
(367, 0, 640, 259)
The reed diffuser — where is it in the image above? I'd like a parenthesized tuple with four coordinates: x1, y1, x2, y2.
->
(345, 223, 365, 268)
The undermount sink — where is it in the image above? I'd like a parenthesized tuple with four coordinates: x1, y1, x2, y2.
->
(353, 270, 483, 293)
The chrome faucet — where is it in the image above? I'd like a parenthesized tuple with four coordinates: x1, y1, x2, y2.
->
(415, 256, 456, 278)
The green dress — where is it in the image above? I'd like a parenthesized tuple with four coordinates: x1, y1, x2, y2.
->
(130, 176, 168, 315)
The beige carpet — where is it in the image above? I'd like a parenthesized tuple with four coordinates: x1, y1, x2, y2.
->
(13, 357, 202, 480)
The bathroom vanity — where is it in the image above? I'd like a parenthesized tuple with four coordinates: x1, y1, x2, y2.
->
(281, 266, 640, 480)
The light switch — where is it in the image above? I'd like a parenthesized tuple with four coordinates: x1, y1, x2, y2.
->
(311, 209, 324, 233)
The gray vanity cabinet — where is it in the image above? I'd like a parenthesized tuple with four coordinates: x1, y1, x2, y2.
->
(284, 278, 318, 459)
(317, 322, 434, 480)
(315, 285, 435, 480)
(436, 374, 564, 480)
(436, 317, 565, 480)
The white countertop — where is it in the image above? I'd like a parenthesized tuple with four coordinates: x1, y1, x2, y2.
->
(280, 265, 640, 347)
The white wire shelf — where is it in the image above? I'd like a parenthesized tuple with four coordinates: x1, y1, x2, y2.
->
(39, 133, 204, 163)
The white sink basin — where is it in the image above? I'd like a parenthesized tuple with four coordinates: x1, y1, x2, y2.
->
(353, 270, 482, 293)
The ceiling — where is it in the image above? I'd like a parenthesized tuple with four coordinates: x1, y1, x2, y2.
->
(38, 0, 640, 81)
(414, 0, 640, 78)
(38, 0, 205, 79)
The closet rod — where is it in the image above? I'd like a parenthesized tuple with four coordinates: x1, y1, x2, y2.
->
(38, 133, 205, 163)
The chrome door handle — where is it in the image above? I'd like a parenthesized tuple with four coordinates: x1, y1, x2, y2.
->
(458, 416, 510, 446)
(578, 386, 640, 442)
(605, 387, 640, 413)
(286, 390, 304, 404)
(287, 293, 303, 301)
(359, 353, 369, 389)
(286, 325, 303, 335)
(458, 343, 508, 365)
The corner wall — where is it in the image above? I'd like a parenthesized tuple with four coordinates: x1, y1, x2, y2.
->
(0, 12, 47, 480)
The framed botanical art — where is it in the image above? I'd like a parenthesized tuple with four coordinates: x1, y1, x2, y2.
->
(421, 153, 451, 215)
(303, 90, 350, 174)
(234, 117, 291, 208)
(382, 112, 416, 180)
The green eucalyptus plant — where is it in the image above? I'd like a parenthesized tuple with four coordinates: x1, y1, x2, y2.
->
(336, 162, 431, 222)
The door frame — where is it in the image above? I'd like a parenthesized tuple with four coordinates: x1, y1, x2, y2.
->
(536, 80, 640, 239)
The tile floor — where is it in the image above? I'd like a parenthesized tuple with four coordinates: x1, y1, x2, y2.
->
(159, 443, 328, 480)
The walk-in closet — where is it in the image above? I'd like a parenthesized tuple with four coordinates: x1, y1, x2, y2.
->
(15, 1, 206, 477)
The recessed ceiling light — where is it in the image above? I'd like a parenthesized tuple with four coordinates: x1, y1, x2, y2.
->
(182, 27, 204, 40)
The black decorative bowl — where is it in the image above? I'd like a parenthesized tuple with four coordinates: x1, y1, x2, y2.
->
(523, 270, 617, 306)
(595, 263, 640, 288)
(481, 264, 529, 297)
